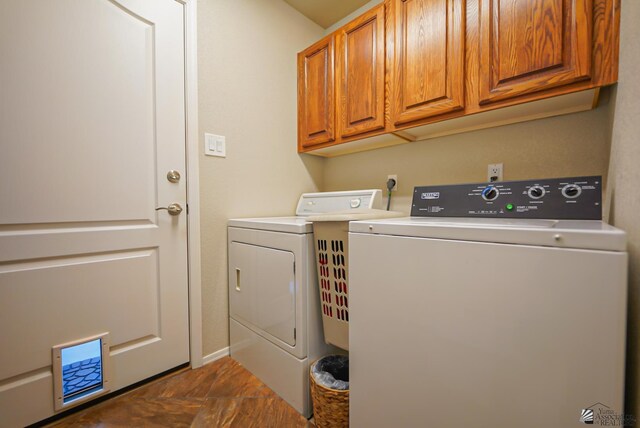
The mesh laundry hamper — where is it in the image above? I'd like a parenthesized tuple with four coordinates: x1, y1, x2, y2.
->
(308, 209, 403, 350)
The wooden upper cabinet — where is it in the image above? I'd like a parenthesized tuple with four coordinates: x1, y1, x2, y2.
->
(296, 0, 618, 155)
(478, 0, 592, 104)
(389, 0, 466, 126)
(336, 4, 386, 138)
(298, 35, 335, 148)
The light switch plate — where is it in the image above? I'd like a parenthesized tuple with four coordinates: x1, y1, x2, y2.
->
(205, 133, 226, 157)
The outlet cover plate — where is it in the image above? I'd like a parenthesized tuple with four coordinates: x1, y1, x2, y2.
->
(387, 174, 398, 191)
(488, 163, 503, 182)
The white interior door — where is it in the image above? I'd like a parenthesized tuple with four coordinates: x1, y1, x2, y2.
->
(0, 1, 190, 426)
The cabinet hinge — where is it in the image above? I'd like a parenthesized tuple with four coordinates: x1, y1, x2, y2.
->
(293, 261, 296, 274)
(294, 328, 296, 340)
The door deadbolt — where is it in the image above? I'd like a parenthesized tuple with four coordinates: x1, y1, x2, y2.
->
(167, 170, 181, 183)
(155, 203, 183, 216)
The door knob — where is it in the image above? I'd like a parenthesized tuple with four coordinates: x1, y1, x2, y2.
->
(166, 170, 181, 183)
(155, 203, 183, 216)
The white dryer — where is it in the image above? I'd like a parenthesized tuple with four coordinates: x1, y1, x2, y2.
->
(348, 177, 628, 428)
(227, 190, 382, 417)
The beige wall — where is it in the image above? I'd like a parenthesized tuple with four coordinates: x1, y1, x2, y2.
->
(197, 0, 324, 355)
(325, 0, 382, 33)
(323, 96, 614, 212)
(324, 0, 639, 415)
(323, 0, 613, 212)
(196, 6, 638, 408)
(605, 0, 640, 417)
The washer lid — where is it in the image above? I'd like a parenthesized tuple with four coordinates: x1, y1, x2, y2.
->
(228, 217, 312, 234)
(349, 217, 627, 252)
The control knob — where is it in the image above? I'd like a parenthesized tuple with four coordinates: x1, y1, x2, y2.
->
(562, 184, 582, 199)
(528, 186, 546, 200)
(481, 186, 499, 201)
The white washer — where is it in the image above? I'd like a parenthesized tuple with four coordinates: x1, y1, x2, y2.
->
(227, 190, 382, 417)
(349, 217, 627, 427)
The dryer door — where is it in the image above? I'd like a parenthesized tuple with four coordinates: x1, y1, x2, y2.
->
(229, 242, 296, 347)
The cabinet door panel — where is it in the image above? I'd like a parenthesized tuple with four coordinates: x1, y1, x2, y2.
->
(337, 5, 385, 138)
(479, 0, 592, 104)
(390, 0, 465, 126)
(298, 36, 335, 148)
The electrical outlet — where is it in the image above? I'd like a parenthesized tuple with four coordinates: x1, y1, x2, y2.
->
(488, 163, 503, 182)
(387, 174, 398, 191)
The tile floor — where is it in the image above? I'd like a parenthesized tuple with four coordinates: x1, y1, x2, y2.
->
(47, 357, 313, 427)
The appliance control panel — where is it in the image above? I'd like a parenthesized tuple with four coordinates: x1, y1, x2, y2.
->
(411, 176, 602, 220)
(296, 189, 383, 216)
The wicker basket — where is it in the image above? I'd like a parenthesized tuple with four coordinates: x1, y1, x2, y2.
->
(310, 368, 349, 428)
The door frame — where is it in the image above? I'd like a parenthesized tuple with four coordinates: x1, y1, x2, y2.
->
(184, 0, 204, 368)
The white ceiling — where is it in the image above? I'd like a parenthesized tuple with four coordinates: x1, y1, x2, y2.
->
(284, 0, 372, 28)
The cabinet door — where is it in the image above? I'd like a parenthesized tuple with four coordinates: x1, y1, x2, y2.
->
(336, 5, 385, 138)
(298, 35, 335, 148)
(389, 0, 465, 126)
(478, 0, 592, 104)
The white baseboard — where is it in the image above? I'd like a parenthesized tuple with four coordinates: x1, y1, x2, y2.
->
(202, 347, 230, 365)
